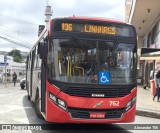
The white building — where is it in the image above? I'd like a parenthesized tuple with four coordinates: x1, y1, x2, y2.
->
(125, 0, 160, 86)
(0, 54, 26, 82)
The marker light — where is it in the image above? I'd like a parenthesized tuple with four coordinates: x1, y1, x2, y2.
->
(58, 99, 66, 107)
(57, 99, 67, 110)
(49, 92, 67, 111)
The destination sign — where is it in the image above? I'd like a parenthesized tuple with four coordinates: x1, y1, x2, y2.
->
(61, 23, 116, 35)
(52, 19, 135, 37)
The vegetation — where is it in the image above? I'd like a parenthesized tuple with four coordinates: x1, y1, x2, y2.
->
(8, 49, 23, 63)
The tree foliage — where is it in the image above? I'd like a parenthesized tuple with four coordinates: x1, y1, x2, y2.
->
(8, 49, 23, 63)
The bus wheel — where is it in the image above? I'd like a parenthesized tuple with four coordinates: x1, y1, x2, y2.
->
(21, 86, 25, 89)
(35, 91, 43, 119)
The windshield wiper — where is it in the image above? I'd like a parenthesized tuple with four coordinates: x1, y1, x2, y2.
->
(111, 39, 119, 52)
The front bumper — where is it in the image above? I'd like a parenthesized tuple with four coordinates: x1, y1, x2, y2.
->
(45, 94, 136, 123)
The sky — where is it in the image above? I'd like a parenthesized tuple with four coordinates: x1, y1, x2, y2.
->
(0, 0, 125, 52)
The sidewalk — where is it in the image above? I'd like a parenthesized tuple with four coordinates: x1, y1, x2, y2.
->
(136, 85, 160, 118)
(0, 82, 20, 88)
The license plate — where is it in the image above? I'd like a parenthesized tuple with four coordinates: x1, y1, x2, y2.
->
(89, 112, 105, 119)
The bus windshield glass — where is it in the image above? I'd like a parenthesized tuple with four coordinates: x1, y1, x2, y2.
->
(48, 39, 136, 84)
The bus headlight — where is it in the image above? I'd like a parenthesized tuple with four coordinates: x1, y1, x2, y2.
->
(49, 93, 57, 103)
(58, 99, 65, 106)
(125, 96, 136, 111)
(49, 92, 67, 111)
(57, 99, 67, 110)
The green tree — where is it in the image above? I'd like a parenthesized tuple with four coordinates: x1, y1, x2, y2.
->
(8, 49, 23, 63)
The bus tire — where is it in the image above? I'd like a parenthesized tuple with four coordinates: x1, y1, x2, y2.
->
(35, 90, 43, 119)
(21, 86, 25, 89)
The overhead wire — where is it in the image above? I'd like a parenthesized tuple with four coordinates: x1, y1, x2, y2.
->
(0, 31, 35, 46)
(0, 30, 37, 45)
(0, 36, 31, 49)
(0, 14, 39, 48)
(0, 26, 37, 39)
(0, 18, 38, 36)
(0, 27, 37, 42)
(0, 13, 39, 26)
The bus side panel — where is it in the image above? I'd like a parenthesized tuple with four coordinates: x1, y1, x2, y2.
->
(31, 51, 39, 102)
(27, 69, 31, 96)
(41, 61, 47, 112)
(32, 69, 38, 102)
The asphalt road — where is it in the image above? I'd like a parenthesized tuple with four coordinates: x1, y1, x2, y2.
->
(0, 84, 160, 133)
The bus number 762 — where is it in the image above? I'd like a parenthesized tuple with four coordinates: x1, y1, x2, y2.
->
(109, 101, 120, 106)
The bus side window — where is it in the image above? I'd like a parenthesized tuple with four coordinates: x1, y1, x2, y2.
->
(35, 55, 38, 68)
(38, 58, 42, 68)
(26, 56, 29, 70)
(37, 44, 42, 68)
(28, 54, 31, 70)
(33, 47, 37, 69)
(29, 52, 32, 69)
(34, 47, 38, 68)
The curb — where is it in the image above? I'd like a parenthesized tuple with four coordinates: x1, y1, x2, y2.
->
(136, 109, 160, 119)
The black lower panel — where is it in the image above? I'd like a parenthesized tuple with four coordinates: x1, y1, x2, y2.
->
(68, 107, 125, 119)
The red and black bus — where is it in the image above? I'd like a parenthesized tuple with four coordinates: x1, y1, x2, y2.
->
(26, 17, 137, 123)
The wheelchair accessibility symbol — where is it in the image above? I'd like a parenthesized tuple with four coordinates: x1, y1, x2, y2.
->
(99, 72, 110, 84)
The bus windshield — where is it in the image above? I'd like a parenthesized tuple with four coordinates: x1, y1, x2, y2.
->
(48, 39, 136, 84)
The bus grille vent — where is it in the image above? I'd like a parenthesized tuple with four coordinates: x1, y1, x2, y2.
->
(64, 87, 129, 98)
(68, 107, 125, 119)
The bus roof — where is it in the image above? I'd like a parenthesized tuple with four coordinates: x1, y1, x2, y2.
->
(58, 16, 124, 24)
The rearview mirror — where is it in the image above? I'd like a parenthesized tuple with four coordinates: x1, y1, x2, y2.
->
(39, 42, 48, 59)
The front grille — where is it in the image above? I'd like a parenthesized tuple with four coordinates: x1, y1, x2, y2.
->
(64, 87, 129, 98)
(68, 107, 125, 119)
